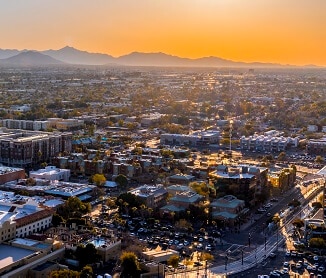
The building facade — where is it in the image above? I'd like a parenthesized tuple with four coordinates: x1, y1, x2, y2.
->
(0, 128, 72, 166)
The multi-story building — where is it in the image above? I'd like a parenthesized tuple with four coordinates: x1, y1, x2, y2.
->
(129, 184, 168, 209)
(160, 130, 220, 146)
(2, 118, 84, 131)
(210, 164, 268, 206)
(2, 119, 48, 131)
(240, 134, 298, 152)
(307, 137, 326, 155)
(0, 200, 53, 242)
(0, 128, 72, 166)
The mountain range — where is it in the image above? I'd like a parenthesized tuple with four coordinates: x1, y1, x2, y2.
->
(0, 46, 320, 68)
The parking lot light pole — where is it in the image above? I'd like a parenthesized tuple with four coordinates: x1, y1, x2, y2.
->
(248, 233, 251, 247)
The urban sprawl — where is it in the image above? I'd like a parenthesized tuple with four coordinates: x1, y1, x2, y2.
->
(0, 66, 325, 278)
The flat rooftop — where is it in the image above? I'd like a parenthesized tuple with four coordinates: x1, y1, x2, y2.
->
(0, 244, 35, 270)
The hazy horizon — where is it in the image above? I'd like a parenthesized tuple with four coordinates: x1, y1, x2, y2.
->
(1, 0, 325, 66)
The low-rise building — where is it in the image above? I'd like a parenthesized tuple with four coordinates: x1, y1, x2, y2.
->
(29, 166, 70, 182)
(129, 184, 168, 209)
(169, 174, 195, 185)
(0, 166, 25, 184)
(307, 137, 326, 154)
(210, 195, 245, 226)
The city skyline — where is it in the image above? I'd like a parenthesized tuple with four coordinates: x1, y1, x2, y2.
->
(0, 0, 325, 66)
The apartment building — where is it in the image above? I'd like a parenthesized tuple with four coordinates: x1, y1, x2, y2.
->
(160, 130, 220, 146)
(0, 128, 72, 166)
(2, 118, 84, 131)
(2, 119, 48, 131)
(240, 134, 298, 152)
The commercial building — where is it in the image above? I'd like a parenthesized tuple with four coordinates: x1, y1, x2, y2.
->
(0, 200, 53, 242)
(210, 164, 268, 206)
(160, 130, 220, 146)
(307, 137, 326, 155)
(210, 195, 246, 225)
(0, 166, 25, 184)
(129, 184, 168, 209)
(29, 166, 70, 182)
(240, 134, 298, 152)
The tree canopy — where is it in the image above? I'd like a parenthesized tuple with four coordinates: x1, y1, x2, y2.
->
(120, 251, 141, 278)
(75, 243, 100, 267)
(56, 197, 91, 220)
(92, 173, 106, 186)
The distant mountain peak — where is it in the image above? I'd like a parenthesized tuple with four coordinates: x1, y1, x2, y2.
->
(0, 51, 64, 65)
(0, 46, 320, 68)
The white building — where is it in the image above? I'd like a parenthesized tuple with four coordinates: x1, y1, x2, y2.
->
(0, 199, 53, 242)
(29, 166, 70, 182)
(240, 134, 298, 152)
(307, 125, 318, 132)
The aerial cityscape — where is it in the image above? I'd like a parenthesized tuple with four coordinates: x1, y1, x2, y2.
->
(0, 1, 325, 278)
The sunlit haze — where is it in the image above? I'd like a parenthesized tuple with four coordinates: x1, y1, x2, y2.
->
(1, 0, 325, 66)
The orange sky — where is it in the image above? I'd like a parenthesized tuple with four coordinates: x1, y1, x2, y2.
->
(0, 0, 325, 66)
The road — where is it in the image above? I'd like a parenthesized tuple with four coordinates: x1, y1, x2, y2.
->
(165, 180, 324, 278)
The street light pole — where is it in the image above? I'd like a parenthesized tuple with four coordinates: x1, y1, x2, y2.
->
(248, 233, 251, 247)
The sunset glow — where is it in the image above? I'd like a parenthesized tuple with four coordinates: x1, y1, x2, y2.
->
(0, 0, 325, 66)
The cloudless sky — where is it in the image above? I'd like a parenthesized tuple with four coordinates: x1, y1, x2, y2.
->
(0, 0, 325, 66)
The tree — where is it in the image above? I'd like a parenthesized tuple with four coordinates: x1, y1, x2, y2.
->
(120, 251, 140, 278)
(309, 238, 326, 249)
(288, 199, 301, 208)
(167, 254, 180, 268)
(200, 252, 214, 262)
(189, 181, 209, 197)
(92, 173, 106, 186)
(57, 197, 91, 220)
(26, 177, 36, 186)
(50, 269, 80, 278)
(115, 174, 128, 188)
(52, 213, 65, 226)
(315, 155, 324, 164)
(277, 152, 286, 161)
(117, 193, 143, 212)
(75, 243, 100, 267)
(80, 265, 93, 278)
(292, 218, 304, 229)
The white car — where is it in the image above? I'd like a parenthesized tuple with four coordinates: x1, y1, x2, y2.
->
(283, 261, 289, 267)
